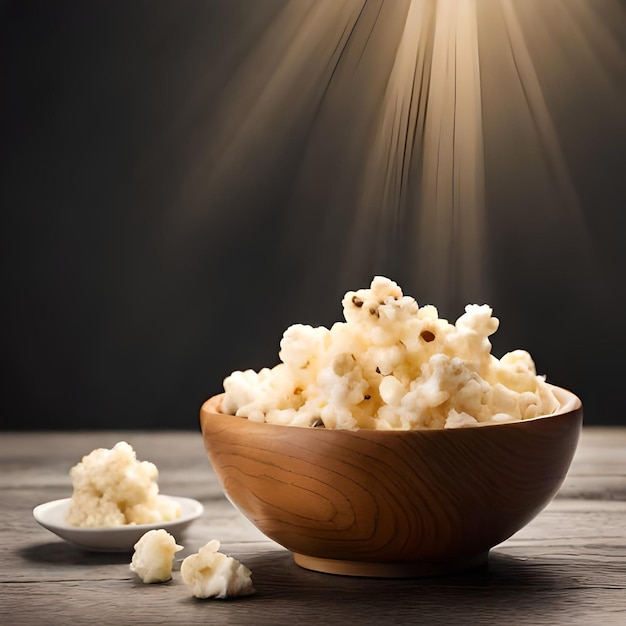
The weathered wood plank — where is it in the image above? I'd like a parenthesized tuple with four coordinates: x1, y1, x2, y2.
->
(1, 428, 625, 625)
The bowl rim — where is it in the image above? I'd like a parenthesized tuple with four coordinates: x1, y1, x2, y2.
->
(200, 383, 581, 433)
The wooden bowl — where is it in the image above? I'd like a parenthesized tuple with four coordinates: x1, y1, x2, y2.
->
(199, 385, 582, 577)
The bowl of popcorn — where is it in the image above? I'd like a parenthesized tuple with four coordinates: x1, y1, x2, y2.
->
(200, 277, 582, 577)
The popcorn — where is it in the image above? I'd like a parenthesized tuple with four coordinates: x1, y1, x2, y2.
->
(221, 277, 560, 430)
(130, 529, 183, 583)
(65, 441, 181, 527)
(180, 540, 255, 599)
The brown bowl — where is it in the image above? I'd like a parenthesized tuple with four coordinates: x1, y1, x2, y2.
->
(199, 384, 582, 577)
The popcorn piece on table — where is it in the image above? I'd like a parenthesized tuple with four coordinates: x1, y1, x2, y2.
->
(130, 529, 183, 584)
(180, 540, 255, 599)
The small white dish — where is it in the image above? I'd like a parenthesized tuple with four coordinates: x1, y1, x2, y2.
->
(33, 495, 203, 552)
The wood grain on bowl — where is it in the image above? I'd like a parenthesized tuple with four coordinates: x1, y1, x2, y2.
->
(199, 386, 582, 577)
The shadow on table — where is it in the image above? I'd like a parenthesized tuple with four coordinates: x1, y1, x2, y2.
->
(229, 547, 586, 623)
(19, 541, 591, 623)
(20, 541, 132, 566)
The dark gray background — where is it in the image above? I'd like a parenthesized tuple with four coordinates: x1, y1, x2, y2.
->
(2, 1, 625, 429)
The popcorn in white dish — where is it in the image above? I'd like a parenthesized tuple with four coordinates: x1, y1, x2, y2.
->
(180, 540, 255, 599)
(130, 529, 183, 583)
(65, 441, 181, 527)
(222, 276, 560, 430)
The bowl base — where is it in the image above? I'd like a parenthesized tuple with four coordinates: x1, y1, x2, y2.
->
(293, 551, 489, 578)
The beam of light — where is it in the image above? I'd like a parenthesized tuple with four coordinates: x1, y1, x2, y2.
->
(337, 0, 486, 312)
(162, 0, 625, 316)
(342, 0, 436, 296)
(499, 0, 585, 228)
(414, 0, 486, 310)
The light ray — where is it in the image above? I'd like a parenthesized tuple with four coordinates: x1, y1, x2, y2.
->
(162, 0, 624, 318)
(414, 0, 485, 310)
(499, 0, 585, 228)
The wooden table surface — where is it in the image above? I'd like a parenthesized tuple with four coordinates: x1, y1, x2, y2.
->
(1, 428, 624, 625)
